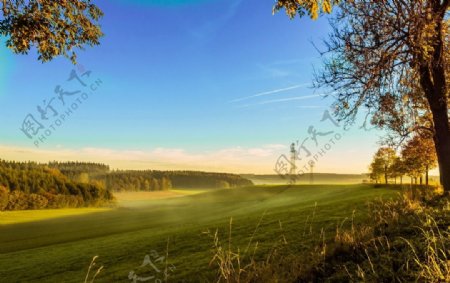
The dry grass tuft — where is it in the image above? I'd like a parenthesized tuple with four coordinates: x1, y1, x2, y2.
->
(84, 256, 104, 283)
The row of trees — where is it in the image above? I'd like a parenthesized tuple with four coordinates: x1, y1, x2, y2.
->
(48, 161, 110, 175)
(369, 135, 437, 185)
(90, 170, 253, 191)
(41, 162, 254, 191)
(0, 160, 114, 211)
(98, 172, 173, 192)
(163, 171, 253, 189)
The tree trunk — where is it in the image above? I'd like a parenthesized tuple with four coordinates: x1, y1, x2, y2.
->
(428, 66, 450, 190)
(425, 165, 429, 186)
(419, 9, 450, 193)
(420, 176, 423, 185)
(384, 165, 388, 184)
(424, 83, 450, 191)
(400, 176, 403, 185)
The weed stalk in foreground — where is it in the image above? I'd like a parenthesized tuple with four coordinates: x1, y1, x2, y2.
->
(84, 256, 104, 283)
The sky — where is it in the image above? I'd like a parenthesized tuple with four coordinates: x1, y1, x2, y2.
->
(0, 0, 388, 174)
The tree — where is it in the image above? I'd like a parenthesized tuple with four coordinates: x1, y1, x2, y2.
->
(143, 179, 151, 191)
(369, 156, 384, 184)
(77, 173, 90, 184)
(27, 193, 48, 209)
(161, 177, 172, 190)
(0, 185, 9, 210)
(6, 190, 28, 210)
(0, 0, 103, 63)
(391, 157, 407, 185)
(151, 178, 160, 191)
(370, 147, 397, 184)
(417, 136, 438, 186)
(401, 135, 438, 186)
(275, 0, 450, 192)
(401, 145, 424, 185)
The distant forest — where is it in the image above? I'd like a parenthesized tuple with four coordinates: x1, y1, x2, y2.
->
(0, 160, 253, 210)
(48, 161, 253, 191)
(0, 160, 114, 211)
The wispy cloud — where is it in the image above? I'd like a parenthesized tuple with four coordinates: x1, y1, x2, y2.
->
(259, 94, 322, 105)
(229, 83, 309, 103)
(270, 58, 309, 66)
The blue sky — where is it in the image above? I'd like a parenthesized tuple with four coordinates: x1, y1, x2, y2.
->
(0, 0, 385, 173)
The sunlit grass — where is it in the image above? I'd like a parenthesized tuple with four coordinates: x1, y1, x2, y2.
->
(170, 188, 212, 195)
(113, 188, 210, 208)
(0, 188, 212, 224)
(0, 207, 112, 225)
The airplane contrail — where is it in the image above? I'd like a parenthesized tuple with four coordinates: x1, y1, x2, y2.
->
(229, 83, 309, 103)
(258, 94, 322, 105)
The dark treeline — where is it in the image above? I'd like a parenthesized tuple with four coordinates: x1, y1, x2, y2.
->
(97, 170, 253, 191)
(165, 171, 253, 189)
(48, 162, 254, 191)
(99, 171, 173, 192)
(0, 160, 114, 211)
(48, 161, 110, 174)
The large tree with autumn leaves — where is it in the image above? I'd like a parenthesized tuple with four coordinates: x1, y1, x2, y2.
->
(275, 0, 450, 192)
(0, 0, 103, 63)
(401, 135, 438, 185)
(369, 147, 396, 184)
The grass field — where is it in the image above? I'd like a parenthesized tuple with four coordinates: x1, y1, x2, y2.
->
(242, 174, 368, 185)
(0, 185, 399, 282)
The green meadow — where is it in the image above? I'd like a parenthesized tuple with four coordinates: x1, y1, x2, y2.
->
(0, 185, 399, 282)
